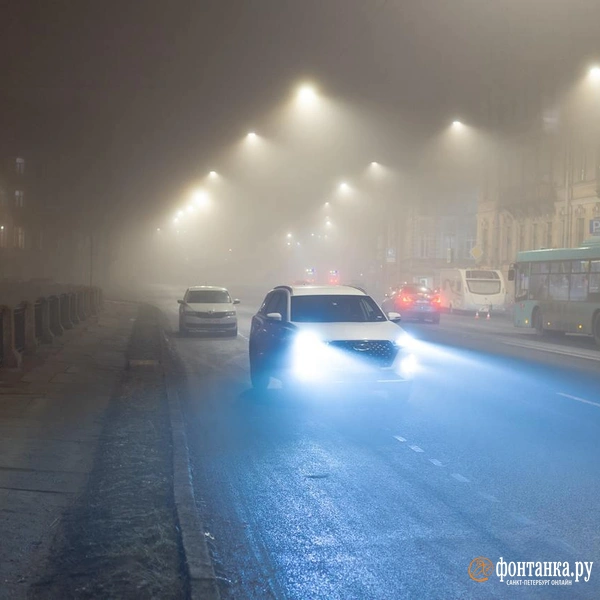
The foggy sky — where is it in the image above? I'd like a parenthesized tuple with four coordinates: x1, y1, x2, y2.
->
(2, 0, 600, 225)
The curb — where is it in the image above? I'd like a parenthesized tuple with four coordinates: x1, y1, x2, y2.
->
(159, 329, 221, 600)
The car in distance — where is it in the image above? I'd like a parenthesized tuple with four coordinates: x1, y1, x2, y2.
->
(382, 284, 441, 324)
(177, 286, 240, 336)
(249, 285, 417, 391)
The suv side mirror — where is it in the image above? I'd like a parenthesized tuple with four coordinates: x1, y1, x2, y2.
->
(233, 299, 241, 304)
(266, 312, 282, 321)
(177, 299, 185, 305)
(387, 311, 401, 322)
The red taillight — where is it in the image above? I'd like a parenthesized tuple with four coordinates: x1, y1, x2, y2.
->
(432, 295, 441, 304)
(401, 296, 413, 304)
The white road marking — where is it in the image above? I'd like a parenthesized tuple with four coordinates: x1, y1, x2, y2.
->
(428, 458, 443, 467)
(556, 392, 600, 409)
(393, 436, 406, 443)
(477, 491, 500, 503)
(409, 445, 424, 453)
(501, 339, 600, 362)
(238, 332, 249, 341)
(451, 473, 470, 483)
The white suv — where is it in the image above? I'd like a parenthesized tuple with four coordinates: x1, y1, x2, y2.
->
(249, 285, 416, 391)
(178, 286, 239, 336)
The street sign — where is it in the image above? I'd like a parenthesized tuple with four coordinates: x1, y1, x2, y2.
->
(470, 245, 483, 261)
(386, 248, 396, 263)
(590, 218, 600, 236)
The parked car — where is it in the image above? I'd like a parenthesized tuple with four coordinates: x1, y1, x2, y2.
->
(178, 286, 240, 336)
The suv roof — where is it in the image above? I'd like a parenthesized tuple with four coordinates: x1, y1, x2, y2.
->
(274, 285, 366, 296)
(187, 285, 228, 292)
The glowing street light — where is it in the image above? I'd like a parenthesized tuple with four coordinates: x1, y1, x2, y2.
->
(177, 210, 184, 217)
(192, 190, 210, 208)
(173, 217, 179, 224)
(589, 66, 600, 80)
(296, 83, 318, 107)
(370, 161, 380, 167)
(324, 201, 330, 207)
(186, 204, 195, 213)
(338, 182, 350, 194)
(156, 228, 161, 232)
(452, 120, 463, 128)
(246, 131, 257, 141)
(208, 170, 218, 179)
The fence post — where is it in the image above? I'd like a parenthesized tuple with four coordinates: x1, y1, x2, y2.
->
(69, 292, 80, 325)
(60, 294, 74, 329)
(77, 290, 86, 321)
(1, 308, 23, 368)
(38, 298, 54, 343)
(23, 302, 37, 353)
(49, 296, 64, 336)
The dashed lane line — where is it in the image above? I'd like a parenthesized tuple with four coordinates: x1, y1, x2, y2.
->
(428, 458, 443, 467)
(556, 392, 600, 409)
(451, 473, 470, 483)
(393, 436, 406, 443)
(409, 445, 424, 453)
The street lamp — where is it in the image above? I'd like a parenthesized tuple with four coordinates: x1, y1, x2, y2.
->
(452, 120, 463, 128)
(246, 131, 257, 141)
(338, 182, 350, 194)
(192, 190, 210, 209)
(589, 66, 600, 80)
(296, 83, 318, 107)
(208, 170, 218, 179)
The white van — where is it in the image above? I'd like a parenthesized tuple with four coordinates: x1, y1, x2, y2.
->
(439, 268, 507, 313)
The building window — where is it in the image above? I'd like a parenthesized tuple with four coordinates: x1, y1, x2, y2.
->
(532, 223, 539, 249)
(16, 157, 25, 175)
(518, 224, 526, 251)
(462, 237, 476, 260)
(418, 236, 431, 259)
(14, 226, 25, 249)
(504, 223, 513, 261)
(15, 190, 24, 207)
(576, 217, 585, 246)
(546, 221, 553, 248)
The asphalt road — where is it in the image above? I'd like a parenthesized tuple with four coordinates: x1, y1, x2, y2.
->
(151, 285, 600, 599)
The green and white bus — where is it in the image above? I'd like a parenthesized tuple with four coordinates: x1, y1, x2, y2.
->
(508, 238, 600, 346)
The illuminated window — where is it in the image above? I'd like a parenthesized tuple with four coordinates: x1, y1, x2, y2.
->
(16, 157, 25, 175)
(15, 190, 24, 207)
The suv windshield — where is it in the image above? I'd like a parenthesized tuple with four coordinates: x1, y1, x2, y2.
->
(291, 295, 386, 323)
(186, 290, 231, 303)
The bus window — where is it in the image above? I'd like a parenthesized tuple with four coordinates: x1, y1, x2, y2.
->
(531, 262, 550, 274)
(515, 263, 530, 301)
(551, 261, 571, 273)
(569, 273, 589, 301)
(589, 260, 600, 300)
(549, 273, 569, 301)
(529, 273, 548, 300)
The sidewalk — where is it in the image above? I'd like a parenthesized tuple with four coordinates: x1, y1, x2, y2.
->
(0, 300, 135, 599)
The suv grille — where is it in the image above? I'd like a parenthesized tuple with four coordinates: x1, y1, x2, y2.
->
(326, 340, 398, 368)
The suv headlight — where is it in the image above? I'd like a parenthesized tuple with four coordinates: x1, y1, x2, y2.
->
(292, 332, 325, 380)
